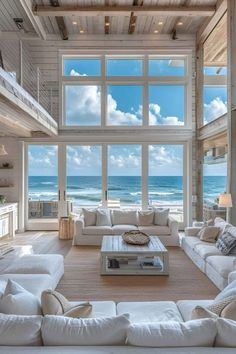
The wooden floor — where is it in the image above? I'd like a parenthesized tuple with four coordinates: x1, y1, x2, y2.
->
(9, 231, 218, 302)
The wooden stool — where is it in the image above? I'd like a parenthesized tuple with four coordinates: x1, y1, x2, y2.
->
(59, 217, 74, 240)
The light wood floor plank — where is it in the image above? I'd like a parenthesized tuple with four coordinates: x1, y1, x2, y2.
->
(8, 232, 218, 302)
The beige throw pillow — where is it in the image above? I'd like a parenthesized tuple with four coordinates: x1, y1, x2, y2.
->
(198, 226, 220, 243)
(138, 211, 154, 226)
(192, 295, 236, 321)
(41, 289, 92, 318)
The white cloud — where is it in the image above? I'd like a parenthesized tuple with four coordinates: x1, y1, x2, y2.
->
(149, 145, 182, 170)
(204, 97, 227, 124)
(149, 103, 183, 126)
(110, 153, 140, 168)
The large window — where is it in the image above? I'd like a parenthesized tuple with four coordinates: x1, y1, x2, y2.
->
(66, 145, 102, 210)
(61, 54, 191, 128)
(107, 145, 142, 206)
(148, 145, 184, 222)
(202, 13, 227, 125)
(27, 143, 187, 225)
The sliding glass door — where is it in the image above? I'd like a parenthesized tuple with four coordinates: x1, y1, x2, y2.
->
(148, 144, 184, 222)
(26, 142, 187, 229)
(27, 144, 58, 221)
(107, 145, 142, 208)
(66, 145, 102, 213)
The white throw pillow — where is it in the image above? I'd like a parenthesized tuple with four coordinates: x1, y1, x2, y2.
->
(215, 318, 236, 347)
(96, 209, 111, 226)
(153, 208, 169, 226)
(42, 314, 130, 346)
(138, 211, 154, 226)
(0, 313, 42, 346)
(214, 280, 236, 302)
(127, 319, 217, 347)
(82, 208, 97, 226)
(0, 279, 42, 315)
(111, 210, 138, 226)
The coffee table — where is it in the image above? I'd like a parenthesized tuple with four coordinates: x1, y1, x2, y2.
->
(100, 235, 169, 275)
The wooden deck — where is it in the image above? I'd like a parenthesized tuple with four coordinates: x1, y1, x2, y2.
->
(9, 231, 218, 302)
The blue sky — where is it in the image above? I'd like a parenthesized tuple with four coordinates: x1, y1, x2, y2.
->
(28, 60, 227, 177)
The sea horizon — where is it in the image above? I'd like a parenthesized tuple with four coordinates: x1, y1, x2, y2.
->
(28, 175, 226, 206)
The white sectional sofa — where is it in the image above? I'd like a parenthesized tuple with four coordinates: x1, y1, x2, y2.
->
(0, 254, 64, 297)
(182, 218, 236, 290)
(0, 280, 236, 352)
(73, 208, 179, 246)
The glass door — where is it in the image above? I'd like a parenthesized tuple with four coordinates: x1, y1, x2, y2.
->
(27, 144, 59, 229)
(107, 144, 142, 208)
(66, 145, 102, 213)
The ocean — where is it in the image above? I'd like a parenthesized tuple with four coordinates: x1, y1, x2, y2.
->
(28, 176, 226, 206)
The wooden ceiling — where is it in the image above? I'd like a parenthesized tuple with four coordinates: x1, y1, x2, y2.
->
(0, 0, 220, 37)
(204, 11, 227, 67)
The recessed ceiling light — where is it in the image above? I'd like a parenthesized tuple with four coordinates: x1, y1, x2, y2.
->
(80, 29, 84, 33)
(177, 21, 183, 26)
(72, 21, 77, 25)
(154, 29, 159, 33)
(158, 21, 163, 25)
(105, 22, 110, 26)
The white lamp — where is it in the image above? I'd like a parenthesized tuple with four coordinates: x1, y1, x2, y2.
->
(219, 193, 233, 208)
(0, 145, 8, 156)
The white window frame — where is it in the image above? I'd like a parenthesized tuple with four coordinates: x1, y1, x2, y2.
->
(59, 50, 192, 130)
(24, 140, 191, 230)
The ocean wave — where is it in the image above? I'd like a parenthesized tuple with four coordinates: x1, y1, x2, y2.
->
(130, 191, 177, 196)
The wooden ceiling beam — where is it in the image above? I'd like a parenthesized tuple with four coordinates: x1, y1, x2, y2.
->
(197, 0, 227, 45)
(49, 0, 68, 40)
(19, 0, 47, 40)
(128, 0, 141, 34)
(33, 5, 215, 18)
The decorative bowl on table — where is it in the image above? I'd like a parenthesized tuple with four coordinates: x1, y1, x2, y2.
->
(122, 230, 150, 245)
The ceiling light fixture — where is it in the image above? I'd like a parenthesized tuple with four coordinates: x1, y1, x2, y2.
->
(105, 22, 110, 26)
(177, 21, 183, 26)
(72, 21, 77, 25)
(158, 21, 163, 25)
(80, 29, 84, 33)
(154, 30, 159, 33)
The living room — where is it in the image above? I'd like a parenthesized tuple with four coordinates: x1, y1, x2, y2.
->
(0, 0, 235, 352)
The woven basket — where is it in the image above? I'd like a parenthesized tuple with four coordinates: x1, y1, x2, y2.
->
(122, 230, 150, 245)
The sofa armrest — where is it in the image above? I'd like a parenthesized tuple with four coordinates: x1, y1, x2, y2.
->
(184, 227, 201, 237)
(72, 216, 85, 245)
(228, 263, 236, 284)
(168, 216, 179, 236)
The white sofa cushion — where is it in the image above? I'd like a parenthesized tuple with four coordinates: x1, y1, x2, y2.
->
(153, 208, 169, 226)
(176, 300, 214, 322)
(206, 255, 236, 278)
(0, 274, 53, 298)
(112, 225, 138, 234)
(215, 318, 236, 347)
(127, 319, 217, 347)
(83, 226, 113, 235)
(69, 301, 117, 318)
(214, 218, 231, 237)
(138, 226, 170, 235)
(0, 280, 42, 315)
(194, 243, 222, 260)
(111, 210, 138, 226)
(82, 208, 97, 226)
(3, 254, 64, 276)
(117, 301, 183, 323)
(215, 280, 236, 302)
(42, 314, 130, 346)
(182, 236, 202, 250)
(96, 209, 112, 226)
(0, 314, 42, 346)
